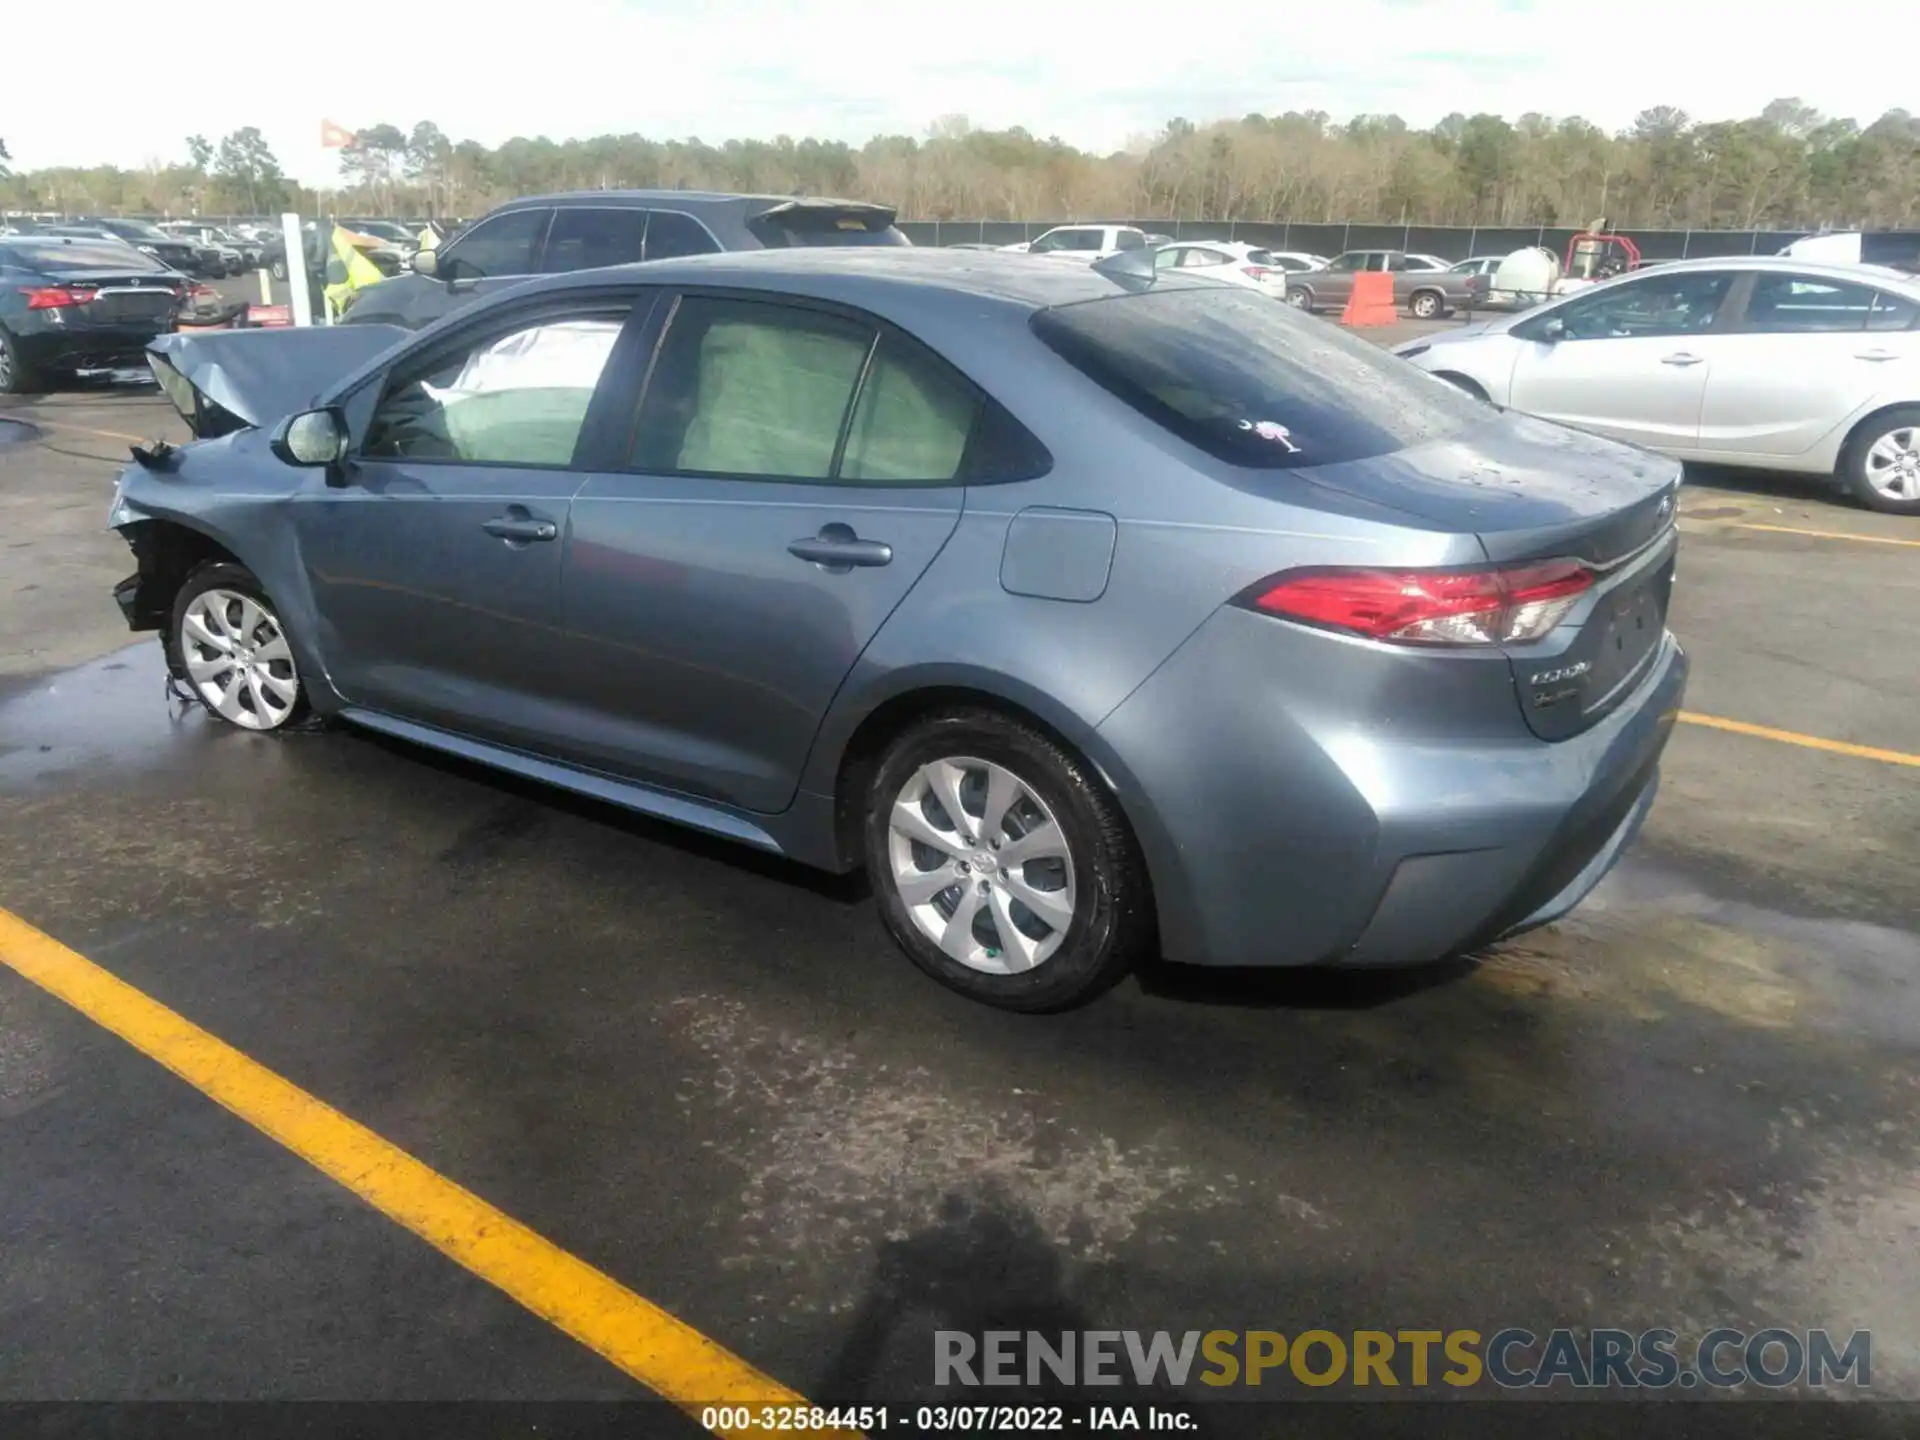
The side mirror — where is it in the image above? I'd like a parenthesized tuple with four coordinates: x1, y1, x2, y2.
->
(271, 408, 349, 475)
(1540, 317, 1568, 343)
(409, 248, 439, 278)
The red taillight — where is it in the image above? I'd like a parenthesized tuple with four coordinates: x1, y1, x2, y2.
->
(1246, 560, 1594, 646)
(190, 284, 217, 301)
(22, 286, 92, 310)
(1243, 265, 1274, 281)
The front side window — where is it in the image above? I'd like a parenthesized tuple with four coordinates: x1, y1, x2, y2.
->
(1744, 274, 1877, 333)
(1032, 286, 1491, 471)
(363, 313, 625, 466)
(442, 207, 551, 278)
(541, 208, 650, 273)
(1325, 253, 1362, 274)
(1115, 230, 1147, 251)
(1539, 271, 1733, 340)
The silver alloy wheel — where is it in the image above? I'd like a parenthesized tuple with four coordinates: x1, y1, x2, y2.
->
(887, 755, 1078, 975)
(1865, 426, 1920, 501)
(1410, 292, 1440, 318)
(179, 588, 300, 730)
(0, 340, 14, 389)
(1287, 289, 1312, 309)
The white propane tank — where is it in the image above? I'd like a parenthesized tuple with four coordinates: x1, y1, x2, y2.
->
(1490, 246, 1560, 309)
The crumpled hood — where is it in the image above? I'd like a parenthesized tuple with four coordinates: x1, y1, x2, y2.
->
(146, 324, 410, 436)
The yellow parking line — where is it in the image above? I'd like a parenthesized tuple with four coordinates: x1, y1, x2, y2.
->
(0, 907, 812, 1437)
(1731, 522, 1920, 550)
(28, 417, 154, 447)
(1678, 712, 1920, 768)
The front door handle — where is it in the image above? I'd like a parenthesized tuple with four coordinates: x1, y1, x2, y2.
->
(1660, 352, 1705, 367)
(788, 523, 893, 571)
(482, 515, 558, 543)
(1855, 349, 1899, 362)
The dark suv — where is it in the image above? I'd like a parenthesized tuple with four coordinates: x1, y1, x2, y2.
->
(340, 190, 908, 329)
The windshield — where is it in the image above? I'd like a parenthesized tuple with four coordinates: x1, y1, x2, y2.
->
(1030, 285, 1491, 470)
(107, 220, 170, 242)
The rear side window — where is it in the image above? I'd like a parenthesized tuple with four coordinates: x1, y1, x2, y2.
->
(631, 297, 873, 479)
(1116, 230, 1146, 250)
(541, 208, 649, 273)
(1744, 274, 1877, 332)
(444, 208, 550, 278)
(643, 211, 722, 261)
(1031, 286, 1490, 470)
(1868, 290, 1919, 331)
(630, 296, 1048, 485)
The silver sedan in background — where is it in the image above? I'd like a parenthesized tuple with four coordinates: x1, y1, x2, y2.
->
(1396, 256, 1920, 514)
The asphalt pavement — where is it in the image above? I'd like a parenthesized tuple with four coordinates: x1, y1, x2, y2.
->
(0, 312, 1915, 1433)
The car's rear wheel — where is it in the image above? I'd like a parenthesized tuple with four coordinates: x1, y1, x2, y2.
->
(166, 563, 309, 732)
(1844, 408, 1920, 516)
(0, 327, 45, 395)
(864, 709, 1152, 1012)
(269, 257, 288, 282)
(1408, 289, 1444, 319)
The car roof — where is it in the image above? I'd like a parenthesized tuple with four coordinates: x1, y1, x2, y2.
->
(1616, 254, 1920, 294)
(519, 245, 1220, 310)
(490, 190, 885, 214)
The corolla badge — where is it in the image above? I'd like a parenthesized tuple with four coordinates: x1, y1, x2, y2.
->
(1531, 661, 1591, 686)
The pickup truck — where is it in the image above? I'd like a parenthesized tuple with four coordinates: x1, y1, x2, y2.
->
(1000, 224, 1151, 262)
(1282, 249, 1479, 318)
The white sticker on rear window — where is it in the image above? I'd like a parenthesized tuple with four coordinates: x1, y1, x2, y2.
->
(1239, 419, 1300, 453)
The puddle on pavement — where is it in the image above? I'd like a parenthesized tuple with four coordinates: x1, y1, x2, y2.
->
(0, 418, 41, 449)
(0, 642, 257, 787)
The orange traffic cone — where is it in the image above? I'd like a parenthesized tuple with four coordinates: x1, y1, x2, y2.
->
(1341, 271, 1398, 327)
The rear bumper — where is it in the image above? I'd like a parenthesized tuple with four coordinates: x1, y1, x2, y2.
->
(16, 324, 171, 373)
(1089, 608, 1688, 969)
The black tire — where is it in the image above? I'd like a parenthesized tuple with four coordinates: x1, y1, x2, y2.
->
(1841, 406, 1920, 516)
(165, 562, 311, 732)
(0, 326, 46, 395)
(269, 257, 288, 282)
(1408, 289, 1444, 320)
(863, 708, 1153, 1012)
(1286, 286, 1314, 311)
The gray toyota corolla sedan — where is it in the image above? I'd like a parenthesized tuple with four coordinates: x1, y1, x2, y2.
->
(110, 248, 1687, 1011)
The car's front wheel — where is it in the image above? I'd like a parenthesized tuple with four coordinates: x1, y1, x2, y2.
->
(1844, 407, 1920, 516)
(166, 563, 309, 732)
(269, 257, 288, 282)
(1408, 289, 1444, 319)
(1286, 287, 1314, 310)
(864, 709, 1152, 1012)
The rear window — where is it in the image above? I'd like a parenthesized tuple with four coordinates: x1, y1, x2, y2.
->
(0, 239, 169, 273)
(1030, 286, 1490, 470)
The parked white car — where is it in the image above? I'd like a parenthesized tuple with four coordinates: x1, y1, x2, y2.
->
(1395, 256, 1920, 513)
(1002, 225, 1150, 262)
(1149, 240, 1308, 297)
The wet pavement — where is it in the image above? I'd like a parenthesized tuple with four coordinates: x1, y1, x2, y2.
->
(2, 373, 1917, 1428)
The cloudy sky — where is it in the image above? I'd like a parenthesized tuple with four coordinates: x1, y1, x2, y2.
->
(6, 0, 1902, 188)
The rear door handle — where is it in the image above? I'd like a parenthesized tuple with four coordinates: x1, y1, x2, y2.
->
(482, 515, 558, 542)
(1660, 352, 1705, 367)
(1855, 349, 1899, 362)
(788, 523, 893, 570)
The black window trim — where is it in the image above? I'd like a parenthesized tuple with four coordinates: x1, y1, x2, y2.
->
(617, 284, 1051, 489)
(347, 286, 655, 473)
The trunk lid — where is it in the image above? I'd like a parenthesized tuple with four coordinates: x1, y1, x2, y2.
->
(146, 324, 411, 437)
(1310, 409, 1679, 740)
